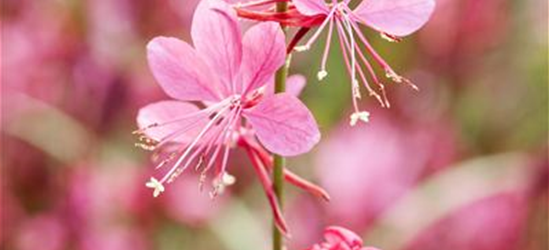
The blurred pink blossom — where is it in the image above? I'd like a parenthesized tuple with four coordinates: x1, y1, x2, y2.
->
(316, 111, 456, 230)
(15, 214, 68, 250)
(305, 226, 380, 250)
(79, 227, 147, 250)
(286, 196, 324, 250)
(419, 0, 509, 73)
(68, 165, 145, 230)
(405, 192, 529, 250)
(163, 172, 228, 226)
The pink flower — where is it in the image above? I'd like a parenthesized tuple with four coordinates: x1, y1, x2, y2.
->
(305, 226, 380, 250)
(291, 0, 435, 123)
(136, 0, 320, 234)
(163, 172, 228, 226)
(15, 215, 68, 250)
(315, 112, 456, 230)
(404, 192, 528, 250)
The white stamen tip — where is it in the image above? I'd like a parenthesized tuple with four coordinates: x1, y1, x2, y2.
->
(294, 45, 310, 52)
(222, 172, 236, 186)
(145, 177, 165, 198)
(349, 111, 370, 126)
(211, 172, 236, 197)
(385, 69, 402, 83)
(317, 70, 328, 81)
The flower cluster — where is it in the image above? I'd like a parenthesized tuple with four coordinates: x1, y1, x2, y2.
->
(136, 0, 434, 244)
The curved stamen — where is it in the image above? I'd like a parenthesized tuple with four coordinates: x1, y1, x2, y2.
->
(134, 98, 232, 134)
(340, 11, 360, 99)
(336, 18, 387, 107)
(203, 106, 240, 170)
(158, 104, 232, 185)
(318, 16, 335, 81)
(335, 21, 360, 112)
(294, 6, 338, 52)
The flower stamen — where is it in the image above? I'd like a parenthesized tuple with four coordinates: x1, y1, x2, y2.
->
(145, 177, 165, 197)
(349, 111, 370, 126)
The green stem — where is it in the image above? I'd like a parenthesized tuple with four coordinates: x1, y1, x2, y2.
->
(273, 2, 290, 250)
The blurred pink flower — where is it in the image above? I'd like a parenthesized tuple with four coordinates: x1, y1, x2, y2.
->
(136, 0, 319, 234)
(305, 226, 380, 250)
(316, 111, 456, 230)
(419, 0, 509, 73)
(15, 215, 68, 250)
(79, 227, 147, 250)
(68, 165, 145, 230)
(2, 2, 76, 104)
(291, 0, 435, 117)
(405, 192, 529, 250)
(163, 172, 227, 226)
(285, 196, 324, 250)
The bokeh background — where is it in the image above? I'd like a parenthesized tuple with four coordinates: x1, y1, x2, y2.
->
(2, 0, 547, 250)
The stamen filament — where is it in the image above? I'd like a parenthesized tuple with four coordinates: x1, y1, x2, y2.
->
(318, 16, 335, 81)
(295, 6, 338, 52)
(159, 104, 231, 184)
(335, 21, 360, 114)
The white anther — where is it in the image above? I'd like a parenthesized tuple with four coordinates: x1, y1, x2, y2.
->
(211, 172, 236, 197)
(145, 177, 165, 197)
(294, 45, 310, 52)
(317, 70, 328, 81)
(349, 111, 370, 126)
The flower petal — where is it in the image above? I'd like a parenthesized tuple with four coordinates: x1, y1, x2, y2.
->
(147, 37, 222, 101)
(324, 226, 363, 248)
(354, 0, 435, 37)
(192, 0, 242, 93)
(239, 22, 286, 94)
(136, 100, 207, 143)
(244, 93, 320, 156)
(292, 0, 330, 16)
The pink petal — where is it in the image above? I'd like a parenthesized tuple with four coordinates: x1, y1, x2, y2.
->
(239, 22, 286, 94)
(324, 226, 363, 247)
(286, 75, 307, 96)
(305, 226, 381, 250)
(265, 74, 307, 97)
(147, 37, 222, 101)
(354, 0, 436, 37)
(244, 93, 320, 156)
(192, 0, 242, 92)
(293, 0, 330, 16)
(136, 100, 206, 143)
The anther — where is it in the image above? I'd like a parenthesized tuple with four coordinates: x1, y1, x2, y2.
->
(145, 177, 165, 197)
(294, 45, 310, 52)
(317, 70, 328, 81)
(349, 111, 370, 126)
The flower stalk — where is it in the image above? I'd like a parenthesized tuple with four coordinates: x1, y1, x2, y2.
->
(273, 2, 290, 250)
